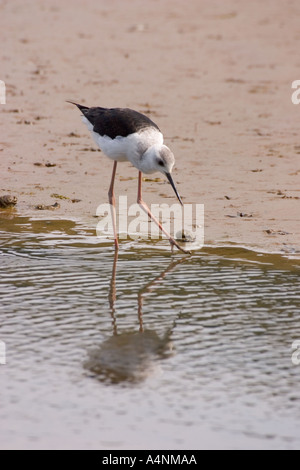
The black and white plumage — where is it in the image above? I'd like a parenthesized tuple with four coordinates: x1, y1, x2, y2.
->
(67, 101, 187, 253)
(67, 102, 182, 201)
(74, 104, 160, 139)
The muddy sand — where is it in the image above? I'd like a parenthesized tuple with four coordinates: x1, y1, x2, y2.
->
(1, 0, 299, 257)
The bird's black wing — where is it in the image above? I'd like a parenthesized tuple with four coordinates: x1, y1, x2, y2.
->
(68, 102, 160, 139)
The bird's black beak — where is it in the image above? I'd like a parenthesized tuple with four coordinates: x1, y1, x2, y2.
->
(165, 173, 183, 206)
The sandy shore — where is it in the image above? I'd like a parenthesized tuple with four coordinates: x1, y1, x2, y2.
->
(1, 0, 299, 256)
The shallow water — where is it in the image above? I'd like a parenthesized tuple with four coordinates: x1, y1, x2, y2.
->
(0, 216, 300, 449)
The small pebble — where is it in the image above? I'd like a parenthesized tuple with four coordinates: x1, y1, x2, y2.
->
(35, 202, 60, 210)
(175, 230, 196, 242)
(0, 195, 17, 208)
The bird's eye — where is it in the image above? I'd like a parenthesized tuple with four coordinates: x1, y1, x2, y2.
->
(158, 160, 164, 166)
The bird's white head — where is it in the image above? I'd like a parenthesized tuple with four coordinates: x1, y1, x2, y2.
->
(142, 144, 183, 205)
(140, 144, 174, 173)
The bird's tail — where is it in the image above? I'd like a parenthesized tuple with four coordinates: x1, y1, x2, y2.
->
(66, 101, 89, 112)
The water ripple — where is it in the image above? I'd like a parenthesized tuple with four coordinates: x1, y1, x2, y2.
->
(0, 217, 300, 449)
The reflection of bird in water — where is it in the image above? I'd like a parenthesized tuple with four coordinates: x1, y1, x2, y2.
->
(84, 252, 187, 385)
(85, 329, 173, 385)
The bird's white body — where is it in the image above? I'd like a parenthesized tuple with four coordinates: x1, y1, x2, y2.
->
(82, 115, 165, 174)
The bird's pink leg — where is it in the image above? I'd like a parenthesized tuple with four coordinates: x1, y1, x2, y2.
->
(137, 172, 189, 254)
(108, 161, 119, 251)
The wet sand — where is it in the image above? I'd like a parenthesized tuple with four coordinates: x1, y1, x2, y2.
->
(1, 0, 300, 256)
